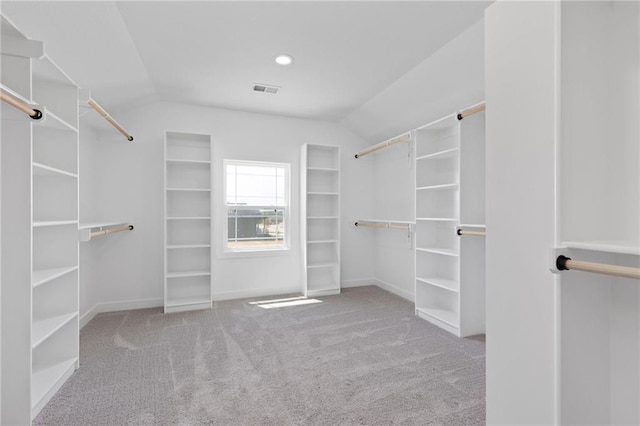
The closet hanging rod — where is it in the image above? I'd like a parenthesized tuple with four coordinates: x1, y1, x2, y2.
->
(556, 255, 640, 280)
(457, 103, 486, 120)
(457, 229, 486, 237)
(87, 98, 134, 141)
(354, 133, 411, 159)
(0, 91, 42, 119)
(90, 225, 134, 238)
(355, 221, 411, 230)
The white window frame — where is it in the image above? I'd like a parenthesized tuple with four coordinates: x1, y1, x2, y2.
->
(222, 159, 291, 255)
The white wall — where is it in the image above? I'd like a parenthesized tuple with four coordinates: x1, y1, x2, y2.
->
(79, 101, 375, 320)
(485, 2, 560, 424)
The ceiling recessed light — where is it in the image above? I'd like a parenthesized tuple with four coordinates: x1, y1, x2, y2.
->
(275, 54, 294, 66)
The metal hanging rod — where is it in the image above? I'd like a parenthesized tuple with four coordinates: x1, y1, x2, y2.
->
(87, 98, 134, 141)
(90, 225, 134, 238)
(556, 255, 640, 280)
(354, 133, 411, 159)
(457, 103, 486, 120)
(355, 221, 411, 230)
(0, 91, 42, 120)
(457, 228, 486, 237)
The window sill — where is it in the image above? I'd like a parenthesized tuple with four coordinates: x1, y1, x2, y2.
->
(218, 247, 293, 259)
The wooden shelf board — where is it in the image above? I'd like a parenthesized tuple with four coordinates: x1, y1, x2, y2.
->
(416, 247, 459, 257)
(166, 270, 211, 278)
(416, 277, 459, 293)
(561, 240, 640, 256)
(32, 266, 78, 288)
(32, 312, 77, 348)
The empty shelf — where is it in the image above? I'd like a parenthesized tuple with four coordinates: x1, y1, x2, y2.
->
(32, 312, 77, 348)
(32, 266, 78, 288)
(416, 277, 459, 292)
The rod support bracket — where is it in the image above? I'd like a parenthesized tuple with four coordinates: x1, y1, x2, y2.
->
(549, 247, 568, 274)
(30, 109, 43, 120)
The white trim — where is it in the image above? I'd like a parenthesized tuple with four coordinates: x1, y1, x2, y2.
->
(341, 278, 377, 288)
(213, 286, 300, 302)
(373, 278, 415, 302)
(79, 298, 163, 329)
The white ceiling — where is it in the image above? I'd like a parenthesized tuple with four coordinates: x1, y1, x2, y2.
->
(1, 1, 490, 120)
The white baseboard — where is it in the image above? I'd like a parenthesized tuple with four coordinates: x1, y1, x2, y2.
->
(373, 278, 415, 302)
(80, 298, 163, 329)
(341, 278, 377, 288)
(212, 286, 301, 301)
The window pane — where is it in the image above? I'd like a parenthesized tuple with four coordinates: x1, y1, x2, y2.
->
(225, 161, 289, 251)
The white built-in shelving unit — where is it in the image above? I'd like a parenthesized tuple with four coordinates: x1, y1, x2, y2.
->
(301, 144, 341, 297)
(414, 108, 485, 337)
(164, 131, 213, 313)
(1, 15, 79, 424)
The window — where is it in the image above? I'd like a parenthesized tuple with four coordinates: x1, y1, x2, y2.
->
(224, 160, 290, 252)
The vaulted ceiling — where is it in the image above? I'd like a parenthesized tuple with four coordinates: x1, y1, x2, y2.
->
(2, 1, 490, 120)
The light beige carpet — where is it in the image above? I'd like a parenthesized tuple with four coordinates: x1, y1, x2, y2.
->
(35, 286, 485, 425)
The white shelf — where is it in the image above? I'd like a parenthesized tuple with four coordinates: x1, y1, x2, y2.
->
(166, 188, 211, 192)
(307, 240, 338, 244)
(458, 223, 486, 229)
(32, 312, 77, 348)
(307, 192, 339, 196)
(36, 108, 78, 132)
(79, 222, 126, 230)
(415, 307, 459, 329)
(416, 147, 460, 161)
(307, 216, 339, 220)
(416, 183, 458, 191)
(166, 216, 211, 220)
(307, 167, 339, 172)
(32, 266, 78, 288)
(32, 162, 77, 178)
(165, 297, 212, 309)
(416, 277, 459, 293)
(166, 158, 211, 165)
(167, 244, 211, 249)
(357, 219, 415, 225)
(561, 240, 640, 256)
(307, 262, 338, 269)
(166, 270, 211, 278)
(416, 247, 459, 257)
(416, 217, 457, 222)
(33, 220, 78, 228)
(31, 357, 78, 411)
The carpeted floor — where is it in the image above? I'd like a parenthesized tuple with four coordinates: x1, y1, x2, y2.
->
(35, 286, 485, 425)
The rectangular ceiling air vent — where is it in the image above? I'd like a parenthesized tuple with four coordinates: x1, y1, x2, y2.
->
(253, 83, 279, 94)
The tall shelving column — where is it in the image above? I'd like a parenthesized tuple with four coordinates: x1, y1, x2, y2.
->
(458, 108, 486, 337)
(414, 116, 461, 335)
(164, 131, 213, 313)
(301, 144, 341, 297)
(1, 15, 80, 423)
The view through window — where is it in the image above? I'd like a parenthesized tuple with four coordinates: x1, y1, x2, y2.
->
(225, 160, 290, 251)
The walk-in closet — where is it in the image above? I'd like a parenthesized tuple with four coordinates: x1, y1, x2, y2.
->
(1, 1, 638, 425)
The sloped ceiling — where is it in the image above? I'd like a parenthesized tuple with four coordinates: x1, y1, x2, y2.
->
(1, 1, 490, 120)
